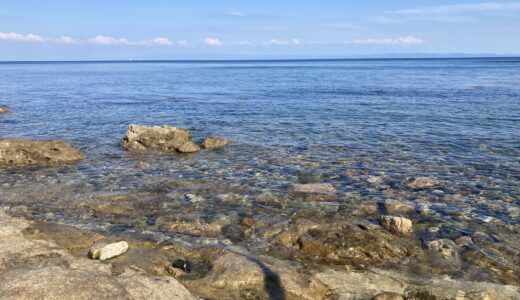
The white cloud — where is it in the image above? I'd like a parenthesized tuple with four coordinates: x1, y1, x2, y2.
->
(54, 36, 80, 44)
(177, 40, 188, 46)
(268, 38, 302, 46)
(88, 35, 131, 45)
(0, 32, 46, 42)
(348, 36, 425, 46)
(203, 37, 223, 46)
(147, 37, 173, 46)
(227, 11, 245, 17)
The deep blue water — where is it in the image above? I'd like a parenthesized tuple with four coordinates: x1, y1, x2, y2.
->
(0, 59, 519, 263)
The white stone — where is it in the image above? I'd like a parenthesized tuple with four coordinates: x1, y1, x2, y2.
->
(89, 241, 129, 260)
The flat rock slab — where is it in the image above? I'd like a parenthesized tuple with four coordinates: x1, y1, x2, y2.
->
(121, 124, 200, 153)
(292, 183, 336, 194)
(317, 269, 520, 300)
(89, 241, 129, 260)
(0, 139, 85, 167)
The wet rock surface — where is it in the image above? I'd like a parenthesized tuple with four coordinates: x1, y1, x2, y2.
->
(201, 135, 230, 149)
(0, 139, 85, 167)
(380, 216, 413, 234)
(121, 124, 200, 154)
(0, 105, 9, 114)
(291, 183, 336, 194)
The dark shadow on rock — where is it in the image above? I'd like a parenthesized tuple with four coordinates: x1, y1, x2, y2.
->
(244, 256, 286, 300)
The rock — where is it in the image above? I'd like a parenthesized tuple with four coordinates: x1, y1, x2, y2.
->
(0, 105, 9, 114)
(372, 292, 405, 300)
(221, 224, 248, 242)
(201, 136, 229, 149)
(241, 217, 264, 230)
(184, 252, 330, 300)
(380, 216, 413, 234)
(317, 269, 520, 300)
(121, 124, 200, 154)
(177, 141, 200, 153)
(164, 221, 222, 237)
(166, 266, 186, 278)
(185, 194, 205, 203)
(407, 177, 438, 189)
(0, 209, 196, 300)
(88, 241, 129, 260)
(367, 176, 384, 185)
(455, 236, 473, 245)
(0, 139, 85, 167)
(292, 183, 336, 194)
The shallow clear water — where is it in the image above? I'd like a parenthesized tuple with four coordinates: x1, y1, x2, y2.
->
(1, 58, 520, 282)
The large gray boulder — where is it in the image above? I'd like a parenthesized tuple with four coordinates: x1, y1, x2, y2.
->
(121, 124, 200, 154)
(0, 139, 85, 167)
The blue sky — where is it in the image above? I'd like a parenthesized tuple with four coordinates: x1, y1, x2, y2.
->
(1, 0, 519, 60)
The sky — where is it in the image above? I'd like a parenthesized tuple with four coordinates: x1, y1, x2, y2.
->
(1, 0, 520, 60)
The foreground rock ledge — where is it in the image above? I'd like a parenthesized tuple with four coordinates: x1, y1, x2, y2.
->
(0, 139, 85, 167)
(0, 209, 196, 300)
(121, 124, 200, 154)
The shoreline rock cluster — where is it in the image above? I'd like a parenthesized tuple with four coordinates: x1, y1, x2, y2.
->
(0, 124, 230, 168)
(121, 124, 229, 154)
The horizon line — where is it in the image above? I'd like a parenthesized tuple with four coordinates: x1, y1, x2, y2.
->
(1, 55, 520, 64)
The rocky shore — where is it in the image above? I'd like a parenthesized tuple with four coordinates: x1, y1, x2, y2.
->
(1, 121, 519, 299)
(1, 208, 519, 299)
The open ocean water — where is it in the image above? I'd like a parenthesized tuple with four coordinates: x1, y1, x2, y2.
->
(1, 58, 520, 283)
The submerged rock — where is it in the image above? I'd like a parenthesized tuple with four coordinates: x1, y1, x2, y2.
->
(0, 106, 9, 114)
(0, 139, 85, 167)
(380, 216, 413, 234)
(88, 241, 129, 260)
(292, 183, 336, 194)
(201, 135, 229, 149)
(121, 124, 200, 154)
(407, 177, 438, 189)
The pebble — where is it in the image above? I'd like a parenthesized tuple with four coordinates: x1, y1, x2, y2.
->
(88, 241, 129, 260)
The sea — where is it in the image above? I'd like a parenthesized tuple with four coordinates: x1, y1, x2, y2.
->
(1, 58, 519, 283)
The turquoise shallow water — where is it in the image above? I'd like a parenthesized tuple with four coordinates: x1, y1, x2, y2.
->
(0, 58, 519, 282)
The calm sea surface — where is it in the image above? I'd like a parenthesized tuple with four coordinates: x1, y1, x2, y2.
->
(1, 58, 519, 281)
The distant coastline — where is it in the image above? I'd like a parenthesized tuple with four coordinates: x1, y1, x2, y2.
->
(1, 55, 520, 64)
